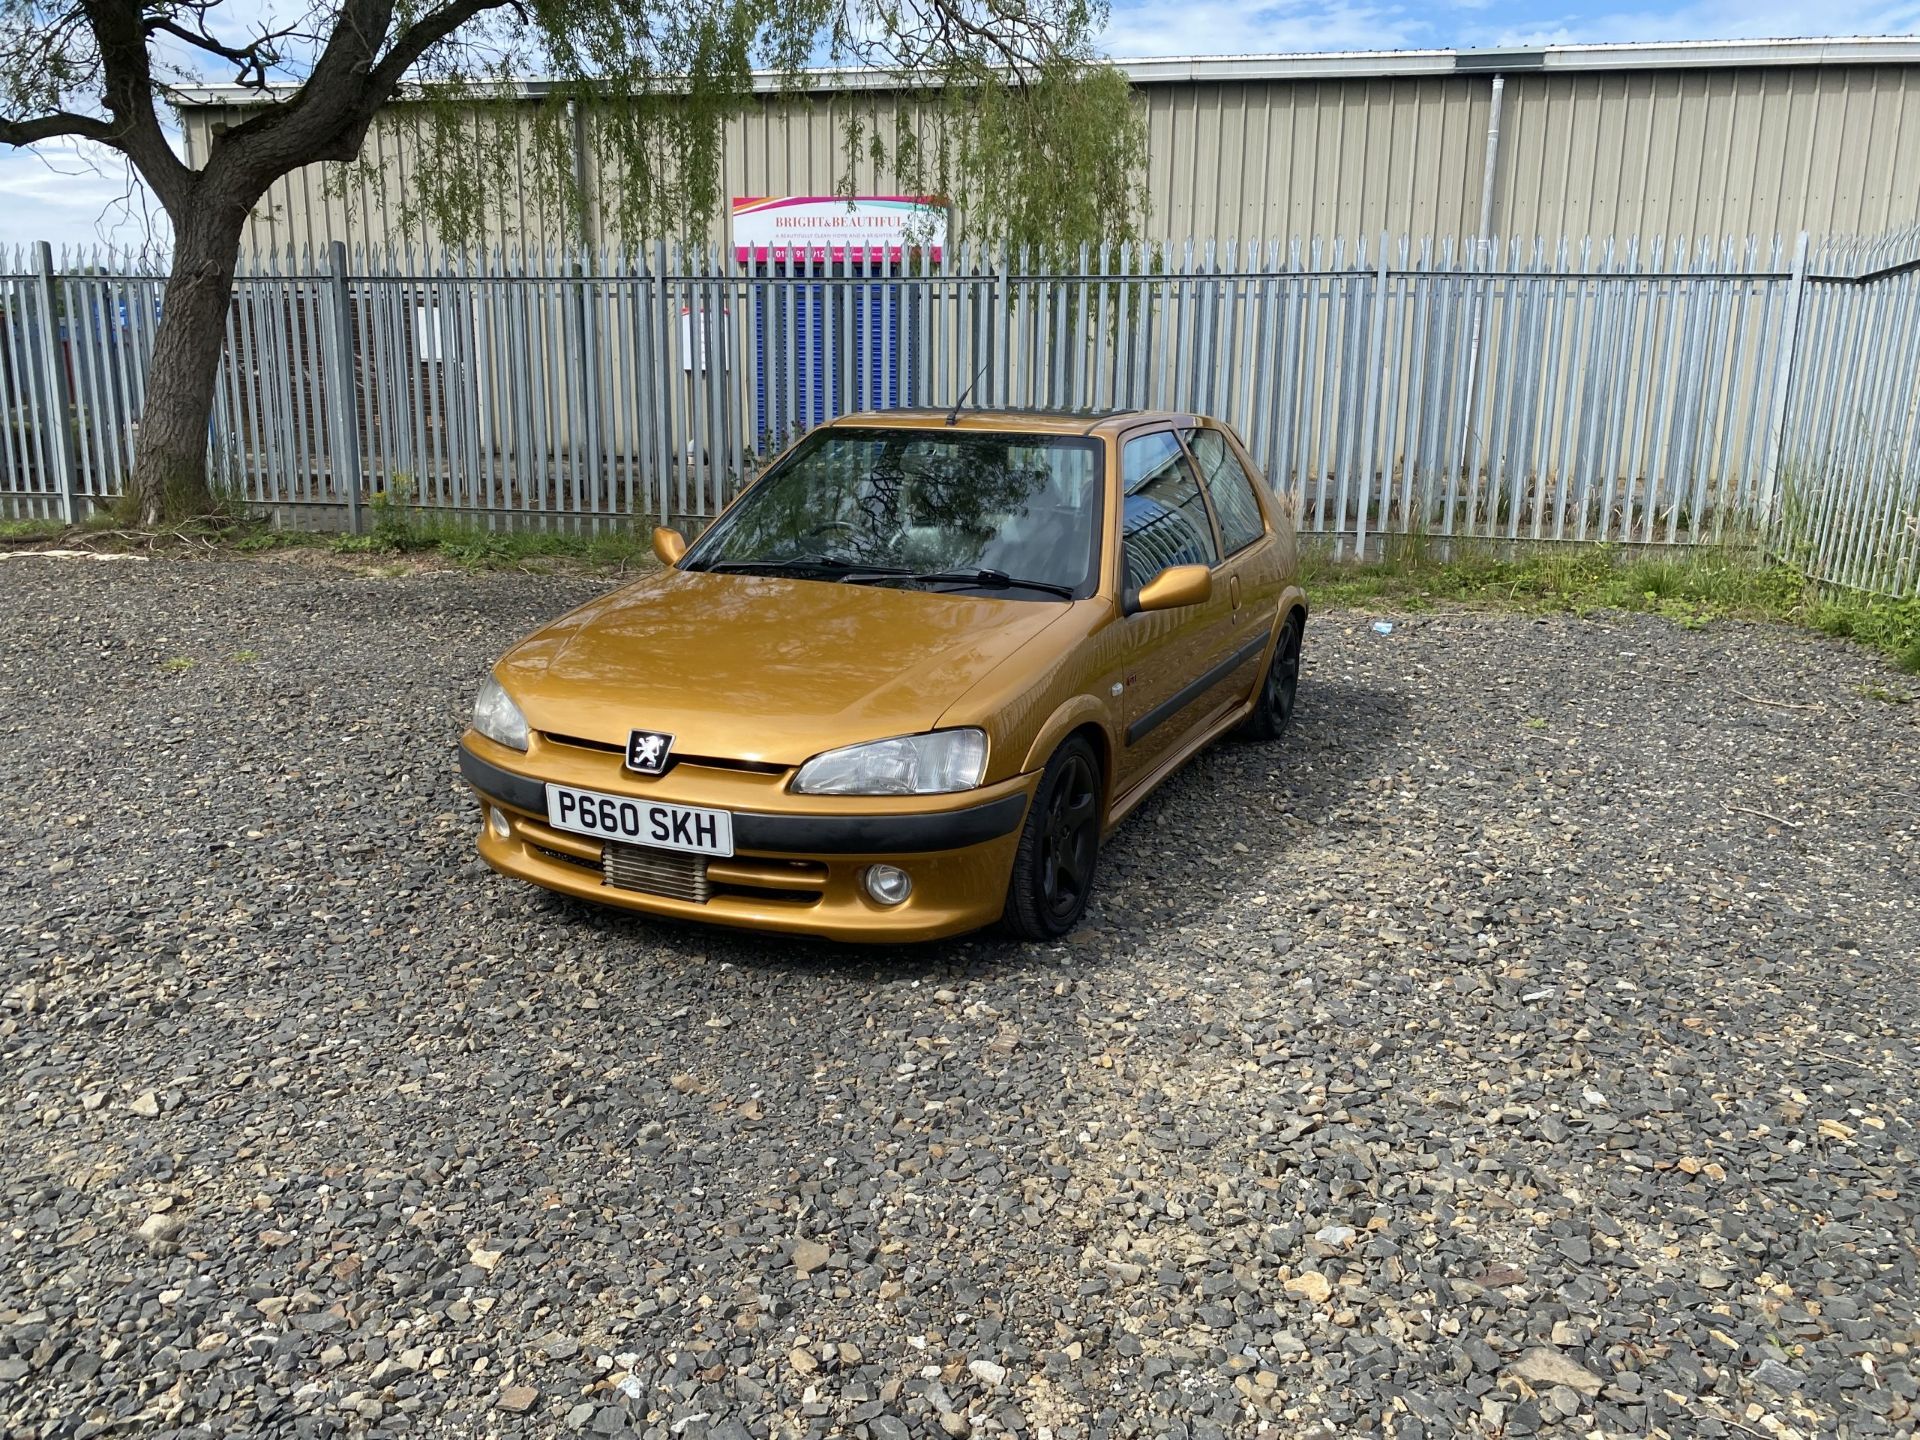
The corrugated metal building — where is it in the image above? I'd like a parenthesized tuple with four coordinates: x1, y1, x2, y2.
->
(175, 36, 1920, 254)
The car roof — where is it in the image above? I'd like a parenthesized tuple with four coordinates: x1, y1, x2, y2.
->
(824, 407, 1204, 437)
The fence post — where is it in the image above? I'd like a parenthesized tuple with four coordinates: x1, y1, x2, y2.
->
(32, 242, 79, 524)
(572, 256, 601, 517)
(995, 244, 1012, 409)
(1354, 234, 1391, 560)
(1759, 232, 1811, 539)
(324, 240, 363, 534)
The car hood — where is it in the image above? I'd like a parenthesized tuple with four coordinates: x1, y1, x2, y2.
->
(496, 568, 1074, 767)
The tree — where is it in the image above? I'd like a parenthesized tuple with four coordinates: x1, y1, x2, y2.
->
(1, 0, 1145, 523)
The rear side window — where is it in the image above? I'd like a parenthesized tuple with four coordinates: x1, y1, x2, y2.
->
(1185, 428, 1266, 555)
(1121, 431, 1219, 585)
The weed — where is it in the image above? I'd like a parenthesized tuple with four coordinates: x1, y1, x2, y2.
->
(1309, 539, 1920, 674)
(231, 529, 306, 553)
(369, 475, 420, 545)
(233, 650, 261, 663)
(0, 517, 66, 541)
(440, 530, 515, 568)
(291, 505, 661, 571)
(161, 656, 195, 672)
(1807, 593, 1920, 674)
(1620, 558, 1683, 599)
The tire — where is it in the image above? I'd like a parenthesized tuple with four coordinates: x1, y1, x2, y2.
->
(1238, 612, 1303, 742)
(1002, 736, 1104, 942)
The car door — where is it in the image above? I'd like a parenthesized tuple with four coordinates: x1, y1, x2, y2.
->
(1182, 423, 1283, 667)
(1114, 429, 1236, 793)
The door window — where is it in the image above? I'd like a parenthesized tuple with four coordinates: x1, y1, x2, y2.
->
(1184, 428, 1267, 555)
(1121, 432, 1219, 587)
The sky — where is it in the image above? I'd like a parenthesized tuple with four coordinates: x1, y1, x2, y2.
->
(5, 1, 1920, 252)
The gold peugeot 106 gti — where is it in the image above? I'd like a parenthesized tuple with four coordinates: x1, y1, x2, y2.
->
(460, 409, 1307, 942)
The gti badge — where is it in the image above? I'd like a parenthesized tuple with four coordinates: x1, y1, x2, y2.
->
(625, 729, 675, 776)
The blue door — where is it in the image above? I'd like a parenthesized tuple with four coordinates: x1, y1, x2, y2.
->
(751, 277, 833, 452)
(753, 260, 915, 452)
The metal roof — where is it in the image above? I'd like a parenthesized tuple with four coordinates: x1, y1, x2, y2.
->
(1114, 37, 1920, 81)
(826, 408, 1162, 436)
(170, 36, 1920, 108)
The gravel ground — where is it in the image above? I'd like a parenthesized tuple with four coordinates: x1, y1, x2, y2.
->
(2, 553, 1917, 1440)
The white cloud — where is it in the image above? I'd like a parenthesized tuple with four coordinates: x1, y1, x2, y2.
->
(1102, 0, 1429, 57)
(1471, 2, 1920, 46)
(1098, 0, 1920, 56)
(0, 0, 279, 255)
(0, 139, 172, 255)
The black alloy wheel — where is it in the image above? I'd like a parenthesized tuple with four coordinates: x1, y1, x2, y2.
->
(1003, 736, 1103, 940)
(1239, 613, 1302, 741)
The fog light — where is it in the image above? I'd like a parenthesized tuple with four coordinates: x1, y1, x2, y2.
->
(863, 864, 912, 906)
(487, 806, 511, 839)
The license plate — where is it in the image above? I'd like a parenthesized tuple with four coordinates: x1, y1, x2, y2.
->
(544, 784, 734, 857)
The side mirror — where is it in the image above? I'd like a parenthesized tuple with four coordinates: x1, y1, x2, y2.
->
(1130, 563, 1212, 615)
(652, 526, 688, 567)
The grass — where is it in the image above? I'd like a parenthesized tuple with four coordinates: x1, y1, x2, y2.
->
(12, 503, 1918, 673)
(9, 503, 660, 573)
(228, 519, 660, 570)
(1302, 536, 1920, 674)
(332, 518, 661, 569)
(0, 517, 68, 542)
(1858, 684, 1913, 705)
(217, 481, 663, 570)
(217, 513, 662, 571)
(1, 476, 661, 573)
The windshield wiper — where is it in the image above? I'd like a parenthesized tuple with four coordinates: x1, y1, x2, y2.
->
(698, 554, 909, 577)
(882, 568, 1078, 599)
(702, 556, 1074, 597)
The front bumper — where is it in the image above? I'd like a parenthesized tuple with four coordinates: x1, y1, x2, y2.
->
(458, 738, 1036, 942)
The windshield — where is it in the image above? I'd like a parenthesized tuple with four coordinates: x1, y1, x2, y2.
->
(684, 428, 1105, 599)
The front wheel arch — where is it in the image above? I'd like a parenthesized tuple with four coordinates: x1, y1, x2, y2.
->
(1018, 696, 1117, 796)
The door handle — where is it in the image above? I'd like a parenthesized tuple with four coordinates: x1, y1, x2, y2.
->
(1229, 574, 1242, 610)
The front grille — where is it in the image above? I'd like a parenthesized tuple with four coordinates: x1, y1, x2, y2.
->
(708, 856, 829, 906)
(539, 731, 788, 775)
(534, 843, 601, 873)
(678, 755, 790, 776)
(541, 731, 624, 755)
(603, 842, 710, 903)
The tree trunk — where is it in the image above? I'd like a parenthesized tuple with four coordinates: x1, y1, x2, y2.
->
(129, 204, 250, 523)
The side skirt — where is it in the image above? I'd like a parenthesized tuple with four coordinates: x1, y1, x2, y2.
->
(1104, 690, 1262, 832)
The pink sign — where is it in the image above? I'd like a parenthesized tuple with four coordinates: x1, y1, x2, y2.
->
(732, 196, 948, 265)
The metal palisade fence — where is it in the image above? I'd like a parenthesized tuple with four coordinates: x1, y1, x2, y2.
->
(3, 229, 1919, 595)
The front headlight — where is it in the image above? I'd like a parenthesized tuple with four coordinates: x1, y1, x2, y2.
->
(471, 675, 529, 751)
(791, 728, 987, 796)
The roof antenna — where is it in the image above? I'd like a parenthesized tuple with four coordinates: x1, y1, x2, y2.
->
(946, 355, 992, 425)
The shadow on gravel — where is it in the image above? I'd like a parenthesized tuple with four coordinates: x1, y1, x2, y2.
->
(521, 674, 1412, 978)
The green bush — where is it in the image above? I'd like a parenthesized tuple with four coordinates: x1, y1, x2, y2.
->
(1809, 595, 1920, 673)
